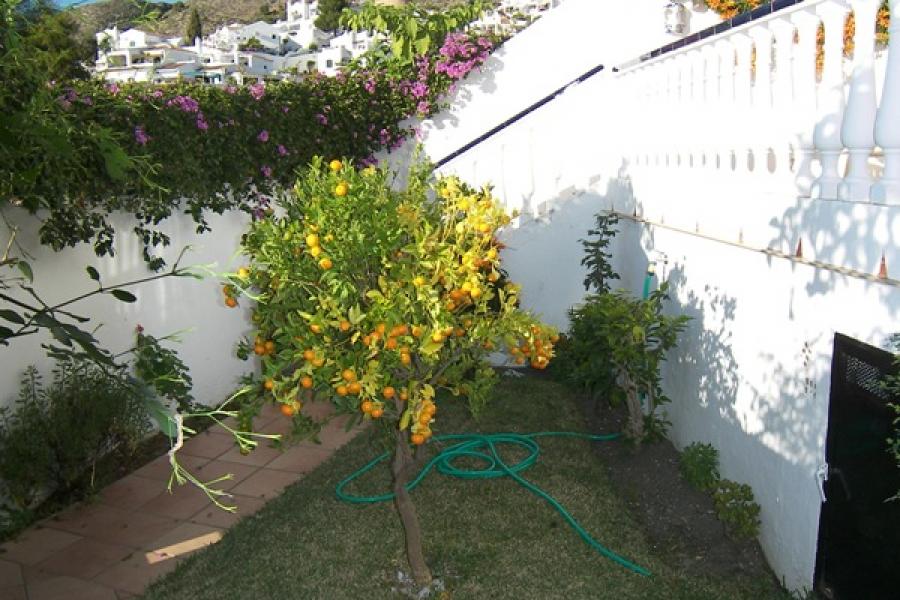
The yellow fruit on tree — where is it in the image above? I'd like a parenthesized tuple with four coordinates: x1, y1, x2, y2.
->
(306, 234, 319, 248)
(335, 182, 349, 197)
(329, 159, 342, 172)
(318, 257, 333, 270)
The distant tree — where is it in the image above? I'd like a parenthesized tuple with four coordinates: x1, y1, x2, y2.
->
(19, 7, 93, 81)
(185, 6, 202, 43)
(315, 0, 350, 32)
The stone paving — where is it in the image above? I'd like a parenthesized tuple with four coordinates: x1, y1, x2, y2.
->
(0, 400, 364, 600)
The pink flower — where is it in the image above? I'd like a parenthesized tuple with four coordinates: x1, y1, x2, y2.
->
(282, 106, 290, 113)
(249, 82, 265, 101)
(364, 79, 376, 94)
(315, 113, 328, 126)
(106, 83, 120, 95)
(277, 144, 288, 156)
(134, 125, 150, 146)
(260, 165, 273, 178)
(151, 89, 164, 98)
(196, 115, 209, 130)
(257, 130, 269, 143)
(224, 85, 237, 94)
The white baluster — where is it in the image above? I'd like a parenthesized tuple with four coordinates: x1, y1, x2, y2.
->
(750, 25, 775, 174)
(733, 33, 754, 173)
(791, 10, 821, 196)
(703, 44, 721, 172)
(716, 40, 737, 172)
(676, 54, 691, 170)
(812, 0, 851, 200)
(871, 0, 900, 204)
(771, 17, 797, 177)
(687, 49, 705, 168)
(839, 0, 882, 201)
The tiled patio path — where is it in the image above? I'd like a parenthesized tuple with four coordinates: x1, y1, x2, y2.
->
(0, 400, 365, 600)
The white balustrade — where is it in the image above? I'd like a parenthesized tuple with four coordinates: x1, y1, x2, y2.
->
(612, 0, 895, 207)
(872, 0, 900, 204)
(839, 0, 881, 201)
(812, 0, 852, 200)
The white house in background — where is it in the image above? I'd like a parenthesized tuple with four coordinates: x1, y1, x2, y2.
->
(473, 0, 563, 35)
(328, 30, 376, 60)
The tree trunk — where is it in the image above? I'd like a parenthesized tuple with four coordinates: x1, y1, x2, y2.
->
(624, 379, 644, 443)
(392, 431, 432, 586)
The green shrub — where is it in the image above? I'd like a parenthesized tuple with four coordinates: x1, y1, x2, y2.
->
(713, 480, 761, 540)
(0, 357, 153, 536)
(680, 442, 721, 492)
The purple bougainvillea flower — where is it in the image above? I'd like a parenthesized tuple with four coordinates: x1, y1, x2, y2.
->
(277, 144, 288, 156)
(134, 125, 150, 146)
(315, 113, 328, 126)
(249, 82, 265, 101)
(260, 165, 273, 178)
(106, 83, 120, 95)
(257, 130, 269, 143)
(196, 116, 209, 130)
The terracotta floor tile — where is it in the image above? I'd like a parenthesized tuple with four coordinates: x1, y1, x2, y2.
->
(31, 538, 134, 581)
(228, 469, 300, 499)
(0, 527, 81, 566)
(189, 494, 267, 529)
(98, 474, 167, 510)
(142, 523, 223, 564)
(139, 482, 217, 521)
(301, 400, 336, 421)
(217, 442, 283, 468)
(317, 415, 366, 450)
(192, 458, 259, 491)
(132, 453, 210, 482)
(178, 430, 236, 460)
(44, 504, 178, 548)
(116, 590, 137, 599)
(0, 584, 26, 599)
(265, 444, 332, 474)
(0, 559, 23, 589)
(92, 552, 179, 596)
(27, 575, 118, 600)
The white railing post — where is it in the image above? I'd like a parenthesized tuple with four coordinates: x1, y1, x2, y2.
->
(872, 0, 900, 204)
(839, 0, 882, 201)
(716, 39, 737, 172)
(792, 9, 822, 196)
(771, 17, 797, 177)
(703, 44, 721, 172)
(812, 0, 851, 200)
(750, 25, 775, 173)
(733, 33, 755, 173)
(688, 48, 705, 169)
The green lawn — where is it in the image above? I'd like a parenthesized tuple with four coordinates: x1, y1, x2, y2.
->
(143, 375, 790, 600)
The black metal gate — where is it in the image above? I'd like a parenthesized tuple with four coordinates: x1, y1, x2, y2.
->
(814, 333, 900, 599)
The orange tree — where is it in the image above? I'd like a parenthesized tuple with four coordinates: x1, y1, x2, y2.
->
(231, 157, 557, 584)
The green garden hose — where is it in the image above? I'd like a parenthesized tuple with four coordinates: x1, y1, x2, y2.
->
(335, 431, 651, 577)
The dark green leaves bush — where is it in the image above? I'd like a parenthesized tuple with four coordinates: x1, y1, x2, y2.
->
(680, 441, 720, 492)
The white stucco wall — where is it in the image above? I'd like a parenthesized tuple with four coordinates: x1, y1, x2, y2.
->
(401, 0, 900, 591)
(0, 209, 254, 409)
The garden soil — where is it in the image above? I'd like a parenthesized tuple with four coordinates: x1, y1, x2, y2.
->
(582, 397, 778, 584)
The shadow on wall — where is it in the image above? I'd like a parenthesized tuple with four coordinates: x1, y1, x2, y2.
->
(767, 198, 899, 319)
(427, 48, 504, 133)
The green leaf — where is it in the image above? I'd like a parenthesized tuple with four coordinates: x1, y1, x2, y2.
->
(86, 266, 100, 281)
(414, 36, 430, 55)
(110, 289, 137, 303)
(144, 396, 179, 438)
(399, 408, 412, 431)
(405, 17, 418, 40)
(0, 309, 25, 325)
(18, 261, 33, 282)
(0, 325, 14, 340)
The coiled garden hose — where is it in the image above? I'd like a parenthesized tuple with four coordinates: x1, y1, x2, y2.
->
(335, 431, 651, 577)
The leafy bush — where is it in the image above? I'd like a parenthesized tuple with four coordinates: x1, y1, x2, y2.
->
(562, 286, 689, 443)
(580, 212, 620, 294)
(713, 480, 761, 540)
(680, 442, 721, 492)
(2, 0, 495, 269)
(0, 359, 151, 515)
